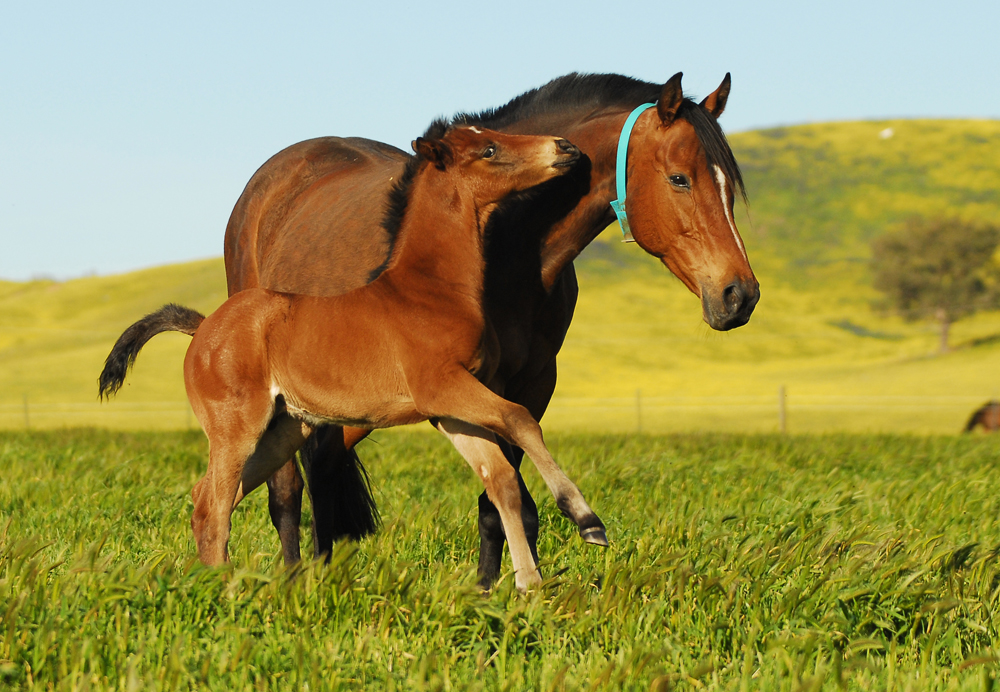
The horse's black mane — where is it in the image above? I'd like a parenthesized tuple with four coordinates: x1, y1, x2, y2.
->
(455, 73, 662, 130)
(373, 73, 745, 280)
(456, 72, 746, 203)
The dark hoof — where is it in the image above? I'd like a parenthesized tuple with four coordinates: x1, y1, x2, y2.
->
(477, 573, 496, 592)
(580, 526, 608, 547)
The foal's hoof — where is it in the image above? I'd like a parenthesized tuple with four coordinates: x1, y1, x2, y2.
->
(580, 525, 609, 547)
(515, 568, 543, 594)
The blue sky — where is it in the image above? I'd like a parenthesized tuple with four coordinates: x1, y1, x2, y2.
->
(2, 0, 998, 280)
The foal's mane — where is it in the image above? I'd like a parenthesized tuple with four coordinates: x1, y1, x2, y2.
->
(455, 72, 746, 202)
(372, 119, 450, 280)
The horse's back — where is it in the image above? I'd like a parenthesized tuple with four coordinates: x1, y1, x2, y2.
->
(225, 137, 409, 297)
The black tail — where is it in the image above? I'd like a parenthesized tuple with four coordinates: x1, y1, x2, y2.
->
(98, 303, 205, 400)
(301, 430, 381, 543)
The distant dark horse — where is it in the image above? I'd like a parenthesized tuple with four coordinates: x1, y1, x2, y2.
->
(964, 401, 1000, 433)
(224, 72, 760, 586)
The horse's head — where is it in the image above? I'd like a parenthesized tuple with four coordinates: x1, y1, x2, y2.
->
(625, 73, 759, 331)
(413, 124, 580, 207)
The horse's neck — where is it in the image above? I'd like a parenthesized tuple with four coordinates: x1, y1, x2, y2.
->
(504, 110, 630, 289)
(381, 177, 486, 300)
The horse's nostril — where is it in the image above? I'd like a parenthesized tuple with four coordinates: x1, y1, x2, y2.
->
(723, 283, 743, 313)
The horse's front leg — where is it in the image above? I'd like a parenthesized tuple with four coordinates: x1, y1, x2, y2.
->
(436, 419, 541, 592)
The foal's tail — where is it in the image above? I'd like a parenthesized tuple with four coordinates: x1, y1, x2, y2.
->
(98, 304, 205, 400)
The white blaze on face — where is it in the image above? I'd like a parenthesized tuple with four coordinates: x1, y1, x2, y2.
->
(468, 126, 482, 134)
(713, 165, 747, 261)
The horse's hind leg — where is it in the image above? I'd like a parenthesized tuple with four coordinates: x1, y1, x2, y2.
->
(266, 461, 304, 564)
(436, 419, 541, 592)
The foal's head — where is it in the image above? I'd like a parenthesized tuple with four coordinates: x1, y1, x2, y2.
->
(411, 123, 581, 210)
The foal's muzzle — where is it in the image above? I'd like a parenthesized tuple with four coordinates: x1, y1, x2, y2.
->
(553, 139, 581, 167)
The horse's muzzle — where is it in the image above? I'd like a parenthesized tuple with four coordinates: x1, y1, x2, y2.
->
(702, 277, 760, 331)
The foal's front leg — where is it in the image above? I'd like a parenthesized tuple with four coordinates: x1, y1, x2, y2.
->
(435, 419, 541, 592)
(418, 372, 607, 547)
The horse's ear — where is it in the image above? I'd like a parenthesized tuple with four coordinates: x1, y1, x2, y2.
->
(657, 72, 684, 125)
(412, 137, 453, 170)
(700, 73, 731, 118)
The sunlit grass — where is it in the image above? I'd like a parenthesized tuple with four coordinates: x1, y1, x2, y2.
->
(3, 429, 1000, 690)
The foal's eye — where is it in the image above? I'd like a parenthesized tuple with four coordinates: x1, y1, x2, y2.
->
(483, 145, 497, 159)
(668, 174, 690, 189)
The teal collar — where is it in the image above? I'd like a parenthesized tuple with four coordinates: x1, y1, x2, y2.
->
(609, 102, 656, 242)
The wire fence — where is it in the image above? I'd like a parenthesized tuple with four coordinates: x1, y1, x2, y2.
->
(1, 391, 992, 434)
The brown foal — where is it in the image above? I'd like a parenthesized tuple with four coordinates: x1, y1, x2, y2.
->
(99, 123, 605, 591)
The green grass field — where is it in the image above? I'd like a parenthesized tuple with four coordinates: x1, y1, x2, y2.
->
(3, 429, 1000, 690)
(2, 118, 999, 434)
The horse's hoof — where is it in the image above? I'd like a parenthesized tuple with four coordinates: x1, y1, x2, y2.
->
(580, 526, 609, 547)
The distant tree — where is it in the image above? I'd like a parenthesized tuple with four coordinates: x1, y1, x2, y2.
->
(871, 217, 1000, 353)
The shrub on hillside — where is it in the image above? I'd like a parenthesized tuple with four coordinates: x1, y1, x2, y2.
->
(871, 217, 1000, 353)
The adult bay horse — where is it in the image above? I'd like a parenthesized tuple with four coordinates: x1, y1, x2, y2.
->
(100, 124, 603, 591)
(225, 72, 760, 586)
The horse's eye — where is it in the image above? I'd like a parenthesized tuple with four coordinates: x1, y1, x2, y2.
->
(668, 174, 690, 189)
(483, 145, 497, 159)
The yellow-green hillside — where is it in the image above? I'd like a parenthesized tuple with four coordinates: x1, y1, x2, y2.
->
(2, 120, 998, 433)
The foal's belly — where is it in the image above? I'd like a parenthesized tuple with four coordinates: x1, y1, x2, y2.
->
(283, 395, 425, 431)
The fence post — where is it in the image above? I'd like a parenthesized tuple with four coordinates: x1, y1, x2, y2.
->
(778, 385, 787, 434)
(23, 394, 30, 429)
(636, 388, 642, 434)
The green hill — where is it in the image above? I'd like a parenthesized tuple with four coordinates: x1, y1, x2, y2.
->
(731, 118, 1000, 287)
(2, 120, 999, 433)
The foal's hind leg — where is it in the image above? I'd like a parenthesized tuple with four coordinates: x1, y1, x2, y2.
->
(436, 419, 541, 592)
(193, 410, 311, 565)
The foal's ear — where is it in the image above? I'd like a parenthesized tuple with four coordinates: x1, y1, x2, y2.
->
(412, 137, 453, 170)
(657, 72, 684, 125)
(700, 73, 731, 118)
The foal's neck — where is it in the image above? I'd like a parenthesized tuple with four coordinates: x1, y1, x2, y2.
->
(381, 171, 490, 300)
